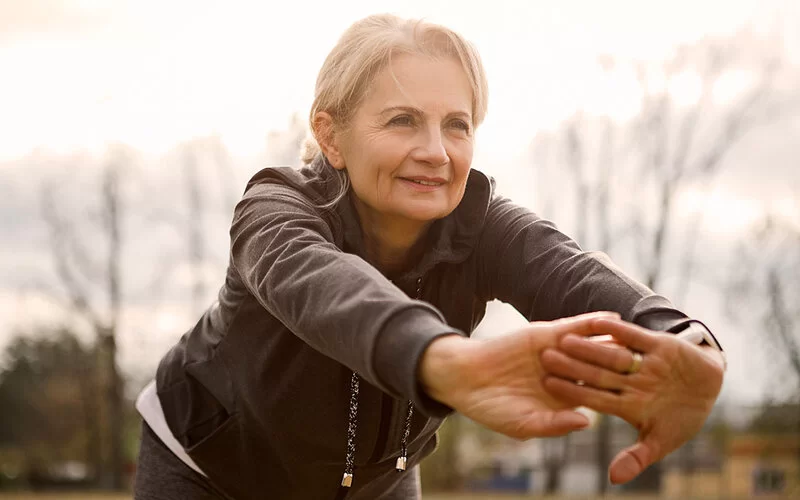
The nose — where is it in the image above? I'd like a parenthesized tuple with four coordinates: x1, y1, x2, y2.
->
(412, 127, 449, 167)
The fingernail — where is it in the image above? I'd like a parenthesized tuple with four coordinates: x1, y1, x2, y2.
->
(565, 413, 590, 429)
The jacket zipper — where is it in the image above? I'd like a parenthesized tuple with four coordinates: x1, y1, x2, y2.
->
(367, 275, 424, 464)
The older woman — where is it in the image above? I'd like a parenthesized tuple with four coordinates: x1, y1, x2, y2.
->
(133, 13, 725, 500)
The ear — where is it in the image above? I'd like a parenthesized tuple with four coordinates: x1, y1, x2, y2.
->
(312, 112, 346, 170)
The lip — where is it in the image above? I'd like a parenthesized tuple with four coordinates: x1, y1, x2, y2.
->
(400, 176, 448, 183)
(398, 176, 447, 192)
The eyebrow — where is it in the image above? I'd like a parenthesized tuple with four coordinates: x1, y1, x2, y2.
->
(379, 105, 472, 121)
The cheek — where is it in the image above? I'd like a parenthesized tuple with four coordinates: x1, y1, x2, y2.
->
(451, 143, 473, 180)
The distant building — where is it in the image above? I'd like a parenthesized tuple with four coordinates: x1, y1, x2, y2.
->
(663, 434, 800, 498)
(462, 404, 800, 498)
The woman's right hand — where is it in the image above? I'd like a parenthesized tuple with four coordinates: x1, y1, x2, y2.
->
(419, 311, 620, 439)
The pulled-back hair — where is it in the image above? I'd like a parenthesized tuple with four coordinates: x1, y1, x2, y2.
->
(301, 13, 489, 165)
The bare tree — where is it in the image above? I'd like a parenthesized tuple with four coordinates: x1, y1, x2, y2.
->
(631, 34, 784, 291)
(530, 28, 793, 494)
(728, 214, 800, 393)
(180, 144, 208, 316)
(145, 136, 240, 316)
(728, 211, 800, 474)
(40, 148, 129, 489)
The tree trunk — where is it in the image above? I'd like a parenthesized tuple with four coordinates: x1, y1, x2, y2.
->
(646, 179, 674, 291)
(596, 415, 611, 494)
(103, 330, 124, 489)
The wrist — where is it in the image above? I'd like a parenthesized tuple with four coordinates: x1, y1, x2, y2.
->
(701, 345, 727, 373)
(418, 334, 472, 406)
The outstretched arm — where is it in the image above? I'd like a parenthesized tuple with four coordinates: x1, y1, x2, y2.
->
(231, 180, 458, 416)
(474, 188, 724, 478)
(475, 192, 696, 333)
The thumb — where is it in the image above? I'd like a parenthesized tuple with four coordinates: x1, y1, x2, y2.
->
(528, 311, 622, 337)
(523, 410, 590, 438)
(608, 434, 660, 485)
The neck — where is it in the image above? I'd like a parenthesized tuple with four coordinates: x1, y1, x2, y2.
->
(353, 203, 431, 275)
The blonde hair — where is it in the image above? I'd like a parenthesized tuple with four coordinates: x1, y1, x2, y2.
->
(301, 13, 489, 166)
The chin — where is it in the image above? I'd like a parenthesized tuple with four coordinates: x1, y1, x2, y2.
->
(399, 204, 454, 222)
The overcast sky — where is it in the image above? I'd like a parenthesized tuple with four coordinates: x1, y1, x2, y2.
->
(1, 0, 796, 160)
(1, 0, 799, 404)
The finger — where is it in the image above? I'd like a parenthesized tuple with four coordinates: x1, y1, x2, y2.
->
(528, 311, 622, 337)
(559, 334, 639, 374)
(519, 409, 590, 438)
(593, 318, 660, 353)
(542, 375, 622, 416)
(540, 348, 627, 391)
(609, 435, 661, 485)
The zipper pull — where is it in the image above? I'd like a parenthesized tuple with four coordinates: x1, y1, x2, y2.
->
(341, 473, 353, 487)
(395, 456, 407, 471)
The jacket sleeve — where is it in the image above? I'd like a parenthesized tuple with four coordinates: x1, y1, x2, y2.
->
(475, 194, 701, 333)
(230, 183, 459, 416)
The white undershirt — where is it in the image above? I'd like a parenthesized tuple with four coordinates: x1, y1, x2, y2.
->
(135, 380, 208, 477)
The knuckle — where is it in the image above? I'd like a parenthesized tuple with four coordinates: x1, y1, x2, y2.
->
(540, 348, 558, 364)
(588, 366, 605, 385)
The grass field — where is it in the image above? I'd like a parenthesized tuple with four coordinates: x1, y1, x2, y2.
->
(0, 494, 689, 500)
(0, 494, 783, 499)
(0, 496, 654, 500)
(0, 494, 554, 500)
(0, 495, 550, 500)
(0, 494, 665, 500)
(0, 496, 775, 500)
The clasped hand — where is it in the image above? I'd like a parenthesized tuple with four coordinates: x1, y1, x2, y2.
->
(419, 312, 724, 484)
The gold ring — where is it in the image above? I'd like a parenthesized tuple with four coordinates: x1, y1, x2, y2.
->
(626, 352, 643, 374)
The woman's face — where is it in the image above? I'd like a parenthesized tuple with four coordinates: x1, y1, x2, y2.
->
(334, 53, 475, 226)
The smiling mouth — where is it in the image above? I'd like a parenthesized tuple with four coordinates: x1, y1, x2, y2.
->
(399, 177, 447, 186)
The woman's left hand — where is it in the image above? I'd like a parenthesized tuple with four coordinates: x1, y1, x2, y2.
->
(539, 317, 724, 485)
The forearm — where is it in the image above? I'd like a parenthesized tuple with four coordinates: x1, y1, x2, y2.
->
(418, 334, 473, 408)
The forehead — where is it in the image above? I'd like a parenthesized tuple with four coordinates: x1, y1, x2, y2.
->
(359, 53, 473, 116)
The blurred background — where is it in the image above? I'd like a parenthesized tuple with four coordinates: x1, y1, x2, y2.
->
(0, 0, 798, 498)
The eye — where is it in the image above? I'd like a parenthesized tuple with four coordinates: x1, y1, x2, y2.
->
(449, 119, 471, 133)
(387, 114, 415, 127)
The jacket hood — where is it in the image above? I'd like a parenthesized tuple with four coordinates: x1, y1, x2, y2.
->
(244, 155, 494, 278)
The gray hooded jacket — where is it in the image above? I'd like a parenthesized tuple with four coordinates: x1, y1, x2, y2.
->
(155, 157, 710, 499)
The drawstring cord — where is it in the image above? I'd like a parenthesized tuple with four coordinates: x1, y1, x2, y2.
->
(395, 400, 414, 471)
(340, 372, 360, 487)
(340, 276, 422, 489)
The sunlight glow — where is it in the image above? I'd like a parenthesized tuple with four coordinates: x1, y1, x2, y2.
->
(669, 71, 704, 107)
(772, 197, 800, 223)
(713, 70, 758, 105)
(154, 311, 185, 335)
(678, 188, 764, 234)
(586, 65, 643, 121)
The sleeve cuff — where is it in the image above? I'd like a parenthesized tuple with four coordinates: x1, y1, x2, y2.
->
(631, 305, 724, 352)
(371, 307, 463, 418)
(668, 319, 724, 351)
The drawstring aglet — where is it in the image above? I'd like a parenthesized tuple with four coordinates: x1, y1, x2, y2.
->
(341, 472, 353, 487)
(395, 456, 407, 471)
